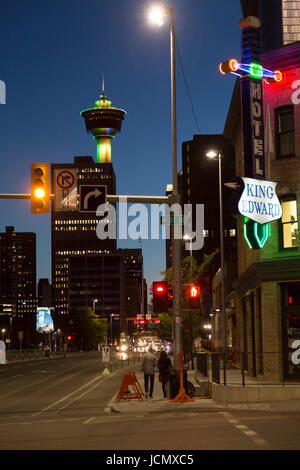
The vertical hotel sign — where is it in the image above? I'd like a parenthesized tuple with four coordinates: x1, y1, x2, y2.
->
(250, 79, 264, 177)
(242, 77, 265, 179)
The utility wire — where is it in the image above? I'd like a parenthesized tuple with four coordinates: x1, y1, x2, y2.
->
(175, 34, 201, 134)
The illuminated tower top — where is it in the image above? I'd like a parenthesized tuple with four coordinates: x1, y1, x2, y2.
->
(80, 75, 126, 163)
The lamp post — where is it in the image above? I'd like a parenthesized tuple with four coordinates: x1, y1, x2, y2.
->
(206, 151, 227, 371)
(183, 234, 193, 274)
(149, 6, 181, 367)
(93, 299, 98, 314)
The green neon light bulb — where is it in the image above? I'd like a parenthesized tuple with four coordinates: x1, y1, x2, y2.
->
(249, 63, 263, 79)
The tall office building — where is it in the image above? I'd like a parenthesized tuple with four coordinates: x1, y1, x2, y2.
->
(241, 0, 300, 52)
(0, 226, 37, 345)
(51, 156, 116, 324)
(180, 135, 237, 316)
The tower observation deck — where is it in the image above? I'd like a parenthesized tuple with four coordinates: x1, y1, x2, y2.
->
(81, 77, 126, 163)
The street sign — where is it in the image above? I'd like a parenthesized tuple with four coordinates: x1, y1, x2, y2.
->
(102, 346, 110, 363)
(54, 169, 77, 211)
(160, 215, 187, 225)
(79, 185, 106, 213)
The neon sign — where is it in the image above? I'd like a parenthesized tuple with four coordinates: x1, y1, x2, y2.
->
(219, 58, 282, 83)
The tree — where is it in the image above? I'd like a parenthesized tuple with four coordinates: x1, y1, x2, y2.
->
(157, 312, 172, 342)
(74, 308, 108, 350)
(161, 252, 217, 360)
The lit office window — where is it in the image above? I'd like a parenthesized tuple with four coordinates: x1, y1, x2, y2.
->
(281, 198, 298, 248)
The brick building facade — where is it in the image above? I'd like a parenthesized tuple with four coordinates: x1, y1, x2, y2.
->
(224, 41, 300, 381)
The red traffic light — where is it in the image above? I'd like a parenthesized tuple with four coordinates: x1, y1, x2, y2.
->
(152, 281, 169, 313)
(154, 283, 166, 294)
(67, 335, 72, 341)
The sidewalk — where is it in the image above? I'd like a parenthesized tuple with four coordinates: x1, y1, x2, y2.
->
(111, 370, 224, 414)
(110, 370, 300, 414)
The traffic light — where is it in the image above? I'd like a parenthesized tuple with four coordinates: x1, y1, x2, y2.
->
(152, 281, 169, 313)
(187, 285, 200, 309)
(31, 163, 50, 214)
(67, 335, 72, 341)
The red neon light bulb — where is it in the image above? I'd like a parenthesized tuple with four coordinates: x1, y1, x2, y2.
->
(229, 59, 239, 72)
(274, 70, 282, 82)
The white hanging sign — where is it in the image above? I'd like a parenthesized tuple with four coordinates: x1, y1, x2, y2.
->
(238, 177, 282, 224)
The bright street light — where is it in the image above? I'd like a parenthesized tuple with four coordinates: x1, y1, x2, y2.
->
(206, 150, 218, 159)
(148, 5, 166, 26)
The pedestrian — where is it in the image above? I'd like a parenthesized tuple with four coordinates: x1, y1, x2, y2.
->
(158, 349, 172, 398)
(141, 346, 157, 399)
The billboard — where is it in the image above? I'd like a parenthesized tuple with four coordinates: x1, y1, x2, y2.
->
(36, 308, 54, 333)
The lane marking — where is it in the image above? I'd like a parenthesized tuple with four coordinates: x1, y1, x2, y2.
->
(220, 412, 270, 448)
(31, 375, 103, 416)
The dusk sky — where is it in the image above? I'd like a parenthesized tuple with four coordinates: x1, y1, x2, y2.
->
(0, 0, 242, 294)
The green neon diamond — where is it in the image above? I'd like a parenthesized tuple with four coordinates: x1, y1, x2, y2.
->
(249, 63, 263, 79)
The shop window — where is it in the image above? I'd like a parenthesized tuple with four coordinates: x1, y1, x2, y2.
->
(275, 105, 295, 159)
(280, 198, 298, 248)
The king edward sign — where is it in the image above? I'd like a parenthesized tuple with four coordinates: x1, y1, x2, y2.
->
(238, 177, 282, 224)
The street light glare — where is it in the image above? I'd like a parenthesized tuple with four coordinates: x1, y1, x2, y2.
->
(206, 150, 218, 159)
(148, 6, 165, 26)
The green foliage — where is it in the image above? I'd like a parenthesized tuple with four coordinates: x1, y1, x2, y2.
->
(74, 307, 108, 350)
(162, 251, 217, 285)
(157, 312, 172, 342)
(161, 252, 217, 358)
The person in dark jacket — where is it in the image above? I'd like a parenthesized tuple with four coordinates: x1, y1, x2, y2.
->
(158, 349, 172, 398)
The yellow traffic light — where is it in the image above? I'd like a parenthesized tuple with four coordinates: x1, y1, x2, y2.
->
(31, 163, 50, 214)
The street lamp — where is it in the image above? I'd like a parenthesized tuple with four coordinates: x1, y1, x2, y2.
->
(93, 299, 98, 314)
(206, 151, 227, 365)
(148, 5, 181, 367)
(183, 234, 193, 273)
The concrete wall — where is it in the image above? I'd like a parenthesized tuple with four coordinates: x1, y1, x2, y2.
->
(212, 382, 300, 403)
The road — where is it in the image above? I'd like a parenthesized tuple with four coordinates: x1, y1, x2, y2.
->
(0, 352, 300, 451)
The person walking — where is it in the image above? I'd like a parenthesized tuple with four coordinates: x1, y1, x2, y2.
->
(141, 347, 157, 399)
(158, 349, 172, 398)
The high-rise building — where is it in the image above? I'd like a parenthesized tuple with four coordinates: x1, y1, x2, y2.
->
(51, 156, 116, 324)
(179, 135, 237, 316)
(241, 0, 300, 52)
(0, 226, 37, 345)
(38, 278, 52, 307)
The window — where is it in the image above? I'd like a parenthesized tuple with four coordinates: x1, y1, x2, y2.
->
(276, 105, 295, 159)
(281, 198, 298, 248)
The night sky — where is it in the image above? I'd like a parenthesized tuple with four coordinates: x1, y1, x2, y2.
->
(0, 0, 242, 294)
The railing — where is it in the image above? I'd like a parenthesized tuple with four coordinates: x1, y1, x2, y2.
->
(108, 353, 141, 373)
(196, 350, 300, 387)
(6, 348, 66, 362)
